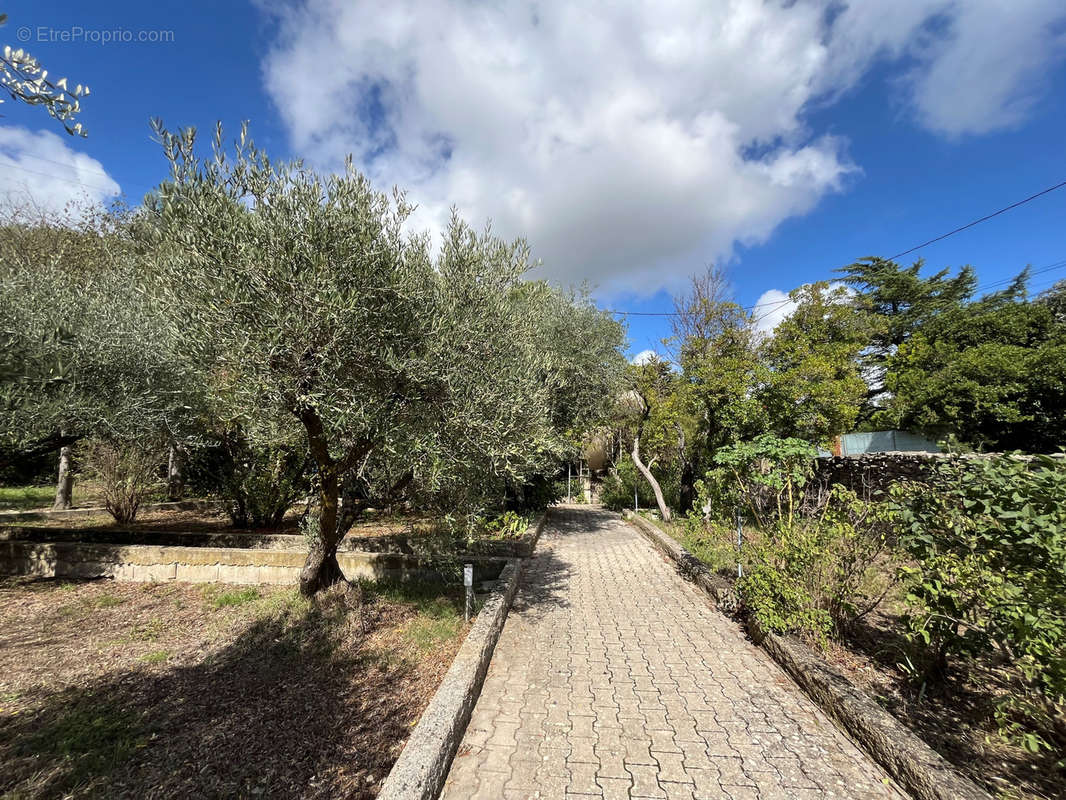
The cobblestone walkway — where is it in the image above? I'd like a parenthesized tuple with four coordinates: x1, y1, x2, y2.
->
(442, 506, 906, 800)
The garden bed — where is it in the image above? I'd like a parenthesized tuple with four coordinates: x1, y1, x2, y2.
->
(825, 608, 1063, 800)
(0, 575, 471, 799)
(640, 512, 1062, 800)
(1, 507, 546, 558)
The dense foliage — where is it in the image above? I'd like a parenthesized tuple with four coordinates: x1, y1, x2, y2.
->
(892, 455, 1066, 755)
(0, 123, 626, 593)
(702, 436, 893, 642)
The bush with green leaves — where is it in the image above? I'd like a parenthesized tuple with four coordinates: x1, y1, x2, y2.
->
(890, 454, 1066, 756)
(739, 484, 894, 643)
(702, 433, 820, 526)
(505, 473, 564, 513)
(706, 435, 894, 642)
(219, 434, 309, 529)
(478, 510, 531, 539)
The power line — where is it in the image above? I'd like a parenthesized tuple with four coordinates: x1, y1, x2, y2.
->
(606, 259, 1066, 319)
(2, 149, 119, 181)
(608, 179, 1066, 318)
(606, 294, 794, 318)
(888, 179, 1066, 260)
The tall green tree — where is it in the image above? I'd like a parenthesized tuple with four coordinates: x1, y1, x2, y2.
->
(838, 257, 975, 417)
(670, 267, 766, 509)
(880, 271, 1066, 451)
(759, 282, 869, 444)
(0, 201, 186, 470)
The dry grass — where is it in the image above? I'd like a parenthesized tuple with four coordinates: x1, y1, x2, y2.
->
(0, 575, 468, 799)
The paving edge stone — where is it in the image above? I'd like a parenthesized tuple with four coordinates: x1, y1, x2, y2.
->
(377, 544, 529, 800)
(622, 510, 992, 800)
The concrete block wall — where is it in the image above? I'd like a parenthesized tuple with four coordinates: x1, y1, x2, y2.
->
(0, 540, 459, 586)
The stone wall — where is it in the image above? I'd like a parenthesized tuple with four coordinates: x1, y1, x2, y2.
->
(813, 451, 946, 496)
(0, 540, 508, 585)
(813, 451, 1062, 496)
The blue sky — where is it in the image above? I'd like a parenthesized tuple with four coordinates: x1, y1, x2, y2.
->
(3, 1, 1066, 359)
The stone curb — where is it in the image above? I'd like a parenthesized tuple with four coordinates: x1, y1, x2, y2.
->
(621, 510, 992, 800)
(519, 509, 548, 557)
(377, 555, 526, 800)
(0, 499, 219, 522)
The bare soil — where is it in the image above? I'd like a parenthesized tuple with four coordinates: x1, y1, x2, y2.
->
(9, 506, 441, 539)
(0, 576, 468, 799)
(825, 605, 1065, 800)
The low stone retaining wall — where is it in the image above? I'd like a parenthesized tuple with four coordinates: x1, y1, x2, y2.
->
(622, 510, 991, 800)
(378, 558, 523, 800)
(0, 540, 508, 586)
(1, 509, 549, 560)
(338, 510, 548, 559)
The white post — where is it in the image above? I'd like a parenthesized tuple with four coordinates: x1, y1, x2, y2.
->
(464, 563, 474, 622)
(567, 462, 571, 503)
(736, 510, 744, 578)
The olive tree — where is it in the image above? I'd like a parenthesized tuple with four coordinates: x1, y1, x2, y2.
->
(146, 122, 619, 594)
(0, 14, 89, 135)
(0, 202, 186, 484)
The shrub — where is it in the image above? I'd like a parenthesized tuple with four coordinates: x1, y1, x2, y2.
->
(740, 485, 893, 643)
(479, 510, 530, 539)
(219, 436, 309, 529)
(703, 433, 819, 526)
(707, 436, 894, 642)
(670, 513, 738, 575)
(82, 438, 162, 523)
(506, 473, 564, 512)
(890, 454, 1066, 756)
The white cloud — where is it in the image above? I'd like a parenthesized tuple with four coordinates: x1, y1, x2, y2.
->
(752, 289, 797, 335)
(753, 280, 856, 335)
(630, 349, 660, 365)
(906, 0, 1066, 136)
(0, 127, 120, 215)
(260, 0, 1066, 292)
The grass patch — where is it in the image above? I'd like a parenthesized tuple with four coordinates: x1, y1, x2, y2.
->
(0, 485, 53, 511)
(94, 593, 125, 608)
(204, 586, 260, 609)
(140, 650, 169, 664)
(644, 512, 740, 576)
(403, 613, 463, 654)
(368, 579, 462, 615)
(129, 618, 165, 642)
(14, 698, 147, 791)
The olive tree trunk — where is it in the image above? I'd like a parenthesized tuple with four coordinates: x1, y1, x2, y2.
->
(166, 444, 183, 501)
(297, 404, 348, 596)
(53, 442, 74, 510)
(299, 467, 345, 596)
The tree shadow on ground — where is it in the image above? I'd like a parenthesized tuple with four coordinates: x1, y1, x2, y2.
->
(505, 506, 611, 623)
(842, 613, 1064, 800)
(0, 588, 437, 800)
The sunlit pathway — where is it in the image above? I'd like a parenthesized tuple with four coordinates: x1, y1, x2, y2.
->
(441, 505, 905, 800)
